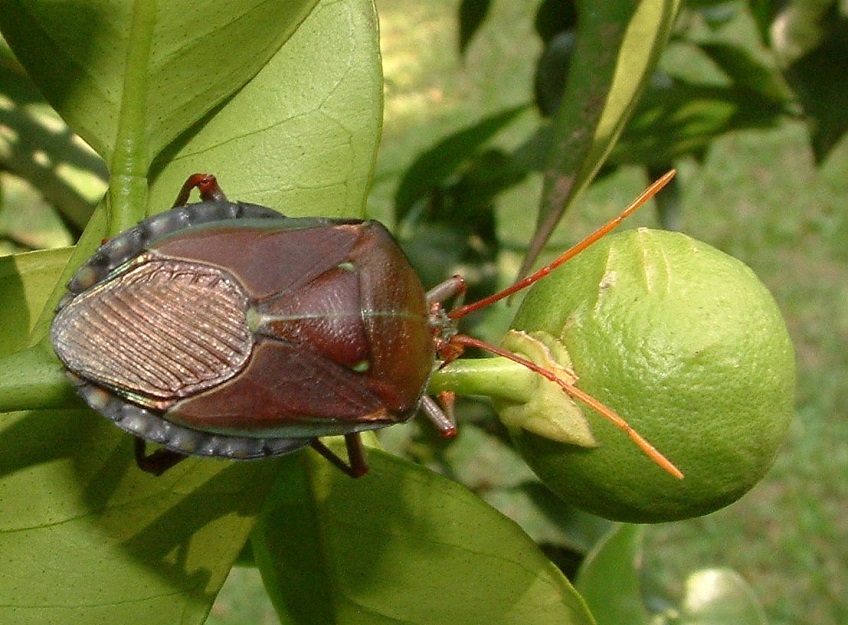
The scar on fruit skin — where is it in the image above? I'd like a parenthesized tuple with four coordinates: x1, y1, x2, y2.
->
(599, 271, 617, 290)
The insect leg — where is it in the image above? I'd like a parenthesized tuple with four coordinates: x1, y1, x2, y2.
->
(134, 437, 189, 476)
(419, 393, 458, 437)
(310, 433, 370, 478)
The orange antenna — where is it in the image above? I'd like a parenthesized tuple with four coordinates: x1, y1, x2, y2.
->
(449, 170, 676, 320)
(440, 170, 683, 478)
(451, 335, 684, 479)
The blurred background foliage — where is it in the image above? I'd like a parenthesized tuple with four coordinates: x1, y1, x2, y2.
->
(2, 1, 846, 624)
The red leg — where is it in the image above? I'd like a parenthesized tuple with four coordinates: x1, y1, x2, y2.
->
(310, 433, 370, 477)
(425, 275, 467, 306)
(172, 173, 229, 207)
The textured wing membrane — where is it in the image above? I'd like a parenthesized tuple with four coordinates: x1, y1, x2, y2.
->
(52, 256, 252, 408)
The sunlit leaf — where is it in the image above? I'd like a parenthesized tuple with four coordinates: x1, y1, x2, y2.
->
(0, 63, 105, 229)
(148, 0, 383, 219)
(0, 410, 288, 625)
(0, 3, 385, 624)
(253, 447, 596, 625)
(0, 0, 319, 167)
(0, 247, 70, 354)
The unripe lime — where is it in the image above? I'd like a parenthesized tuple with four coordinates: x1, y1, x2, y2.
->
(505, 229, 795, 522)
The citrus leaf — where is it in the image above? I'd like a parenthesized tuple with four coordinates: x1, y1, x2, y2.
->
(519, 0, 680, 278)
(22, 0, 383, 344)
(697, 41, 791, 103)
(0, 0, 318, 168)
(784, 19, 848, 162)
(148, 0, 382, 219)
(253, 446, 596, 625)
(458, 0, 492, 55)
(0, 63, 106, 229)
(0, 410, 288, 625)
(0, 248, 71, 355)
(612, 82, 787, 166)
(575, 524, 651, 625)
(393, 105, 527, 222)
(0, 4, 385, 624)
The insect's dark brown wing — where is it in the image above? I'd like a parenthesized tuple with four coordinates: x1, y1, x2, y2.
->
(168, 339, 399, 437)
(150, 221, 362, 299)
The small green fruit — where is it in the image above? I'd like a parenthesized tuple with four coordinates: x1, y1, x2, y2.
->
(505, 229, 795, 523)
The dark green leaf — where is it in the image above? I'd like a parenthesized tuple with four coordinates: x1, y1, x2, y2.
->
(458, 0, 492, 55)
(520, 0, 680, 279)
(393, 104, 527, 222)
(0, 0, 319, 168)
(766, 0, 838, 64)
(746, 0, 780, 46)
(0, 412, 286, 625)
(613, 82, 787, 166)
(534, 0, 577, 44)
(785, 19, 848, 161)
(575, 524, 651, 625)
(253, 446, 596, 625)
(534, 32, 575, 117)
(0, 248, 70, 355)
(698, 41, 791, 103)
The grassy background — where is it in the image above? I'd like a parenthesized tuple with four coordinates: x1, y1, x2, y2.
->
(209, 2, 847, 624)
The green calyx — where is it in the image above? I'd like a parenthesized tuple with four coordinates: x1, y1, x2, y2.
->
(494, 330, 597, 448)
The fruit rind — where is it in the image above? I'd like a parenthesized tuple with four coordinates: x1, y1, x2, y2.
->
(506, 229, 795, 522)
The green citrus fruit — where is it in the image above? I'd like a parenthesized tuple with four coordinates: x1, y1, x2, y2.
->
(504, 228, 795, 523)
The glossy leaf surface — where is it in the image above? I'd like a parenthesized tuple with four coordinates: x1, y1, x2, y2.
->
(575, 524, 651, 625)
(253, 446, 596, 625)
(0, 0, 318, 166)
(0, 248, 70, 355)
(0, 2, 383, 623)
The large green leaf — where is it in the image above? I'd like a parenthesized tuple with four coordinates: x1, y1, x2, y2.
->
(0, 247, 71, 355)
(11, 0, 383, 344)
(148, 0, 383, 219)
(575, 525, 651, 625)
(519, 0, 679, 277)
(0, 58, 106, 230)
(0, 0, 318, 169)
(0, 2, 384, 623)
(0, 415, 286, 625)
(252, 446, 596, 625)
(784, 18, 848, 162)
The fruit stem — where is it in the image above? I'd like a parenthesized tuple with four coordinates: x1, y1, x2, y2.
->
(428, 357, 539, 405)
(431, 348, 684, 480)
